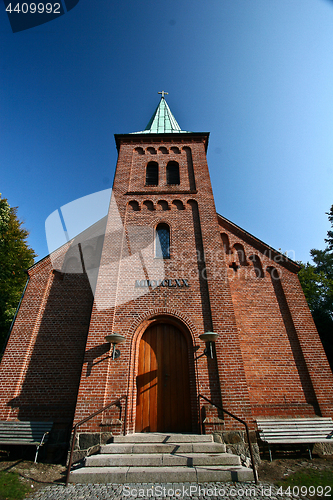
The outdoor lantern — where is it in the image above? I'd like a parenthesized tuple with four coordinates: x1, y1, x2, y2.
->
(199, 331, 219, 359)
(105, 333, 126, 360)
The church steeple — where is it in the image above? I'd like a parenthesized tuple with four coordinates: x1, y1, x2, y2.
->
(132, 93, 190, 134)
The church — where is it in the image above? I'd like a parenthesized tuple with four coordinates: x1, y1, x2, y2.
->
(1, 94, 333, 460)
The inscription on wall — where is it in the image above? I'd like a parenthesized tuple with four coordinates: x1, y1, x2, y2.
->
(135, 279, 189, 288)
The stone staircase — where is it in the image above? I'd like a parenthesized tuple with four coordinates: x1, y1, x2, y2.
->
(69, 433, 255, 483)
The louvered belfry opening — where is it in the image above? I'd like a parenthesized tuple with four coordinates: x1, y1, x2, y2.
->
(146, 161, 159, 186)
(166, 161, 180, 185)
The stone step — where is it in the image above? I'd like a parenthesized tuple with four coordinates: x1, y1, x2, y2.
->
(69, 433, 255, 485)
(100, 442, 227, 455)
(86, 452, 240, 467)
(111, 433, 213, 444)
(69, 465, 254, 484)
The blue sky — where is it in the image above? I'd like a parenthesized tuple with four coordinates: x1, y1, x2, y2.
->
(1, 0, 333, 263)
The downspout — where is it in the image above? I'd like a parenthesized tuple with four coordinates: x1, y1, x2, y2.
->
(0, 274, 30, 359)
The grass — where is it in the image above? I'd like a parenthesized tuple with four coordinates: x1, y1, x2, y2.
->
(276, 469, 333, 498)
(0, 470, 32, 500)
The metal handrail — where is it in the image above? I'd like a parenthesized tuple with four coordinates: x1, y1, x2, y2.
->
(65, 395, 127, 486)
(198, 394, 258, 484)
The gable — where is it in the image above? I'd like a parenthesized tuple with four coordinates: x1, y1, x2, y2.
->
(217, 213, 300, 275)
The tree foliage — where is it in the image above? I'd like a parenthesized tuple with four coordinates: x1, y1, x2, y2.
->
(298, 205, 333, 369)
(0, 195, 36, 353)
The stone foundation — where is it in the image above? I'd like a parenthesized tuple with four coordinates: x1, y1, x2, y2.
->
(214, 430, 261, 466)
(67, 431, 118, 465)
(313, 442, 333, 456)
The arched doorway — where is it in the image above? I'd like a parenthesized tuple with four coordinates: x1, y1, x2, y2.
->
(135, 322, 192, 433)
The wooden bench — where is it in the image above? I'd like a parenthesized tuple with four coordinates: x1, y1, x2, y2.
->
(257, 418, 333, 461)
(0, 421, 53, 463)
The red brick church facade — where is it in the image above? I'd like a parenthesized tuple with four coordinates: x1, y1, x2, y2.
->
(1, 96, 332, 455)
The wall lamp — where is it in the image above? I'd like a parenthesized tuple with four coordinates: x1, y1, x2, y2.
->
(199, 332, 219, 359)
(105, 333, 126, 360)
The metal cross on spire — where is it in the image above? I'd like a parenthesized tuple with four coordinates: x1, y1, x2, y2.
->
(158, 91, 168, 98)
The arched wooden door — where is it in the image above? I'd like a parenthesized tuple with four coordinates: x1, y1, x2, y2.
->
(136, 322, 192, 433)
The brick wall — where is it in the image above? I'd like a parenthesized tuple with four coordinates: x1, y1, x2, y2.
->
(0, 243, 94, 443)
(219, 219, 333, 421)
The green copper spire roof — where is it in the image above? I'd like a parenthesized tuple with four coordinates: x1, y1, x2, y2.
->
(132, 92, 190, 134)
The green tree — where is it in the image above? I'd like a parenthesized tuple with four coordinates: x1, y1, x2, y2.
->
(298, 205, 333, 369)
(0, 195, 36, 353)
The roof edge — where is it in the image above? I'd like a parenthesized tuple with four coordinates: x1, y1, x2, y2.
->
(114, 132, 210, 152)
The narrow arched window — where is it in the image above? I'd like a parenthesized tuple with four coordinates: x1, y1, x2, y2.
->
(234, 243, 248, 266)
(155, 223, 170, 258)
(146, 162, 158, 186)
(166, 161, 180, 185)
(221, 233, 231, 254)
(249, 255, 264, 278)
